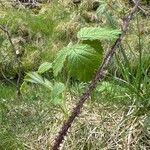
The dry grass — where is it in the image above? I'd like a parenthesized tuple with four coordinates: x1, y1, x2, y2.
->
(1, 84, 149, 150)
(61, 103, 149, 150)
(9, 96, 149, 150)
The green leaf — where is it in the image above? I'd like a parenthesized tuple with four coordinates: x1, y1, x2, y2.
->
(82, 39, 103, 54)
(53, 47, 69, 77)
(96, 81, 112, 92)
(24, 72, 52, 90)
(96, 3, 107, 17)
(20, 82, 29, 93)
(38, 62, 52, 74)
(96, 81, 127, 97)
(24, 72, 44, 84)
(51, 82, 65, 105)
(53, 41, 103, 81)
(43, 78, 53, 90)
(77, 27, 121, 41)
(52, 98, 62, 106)
(67, 44, 102, 81)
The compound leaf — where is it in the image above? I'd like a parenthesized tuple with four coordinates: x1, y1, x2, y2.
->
(38, 62, 52, 74)
(67, 44, 102, 81)
(77, 27, 120, 41)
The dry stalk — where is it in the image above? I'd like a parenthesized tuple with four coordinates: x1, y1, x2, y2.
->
(51, 1, 140, 150)
(0, 25, 22, 96)
(132, 0, 148, 16)
(127, 117, 137, 150)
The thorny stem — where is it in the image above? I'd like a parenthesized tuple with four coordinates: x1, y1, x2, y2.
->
(0, 25, 22, 96)
(131, 0, 148, 16)
(51, 1, 140, 150)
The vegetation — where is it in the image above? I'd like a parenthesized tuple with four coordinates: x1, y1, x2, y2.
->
(0, 0, 150, 150)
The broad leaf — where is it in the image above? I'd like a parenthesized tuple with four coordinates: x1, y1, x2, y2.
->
(77, 27, 121, 41)
(53, 40, 103, 81)
(67, 44, 102, 81)
(38, 62, 52, 74)
(82, 39, 103, 54)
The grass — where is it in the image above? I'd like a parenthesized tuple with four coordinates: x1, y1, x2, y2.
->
(0, 82, 16, 99)
(0, 81, 149, 149)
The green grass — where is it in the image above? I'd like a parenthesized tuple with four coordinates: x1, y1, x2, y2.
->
(0, 82, 16, 99)
(0, 81, 149, 149)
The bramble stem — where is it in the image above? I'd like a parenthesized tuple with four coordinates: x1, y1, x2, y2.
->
(51, 1, 140, 150)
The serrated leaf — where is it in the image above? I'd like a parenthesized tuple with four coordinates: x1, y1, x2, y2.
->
(82, 39, 103, 54)
(51, 82, 65, 99)
(53, 41, 103, 81)
(77, 27, 121, 41)
(53, 47, 69, 77)
(38, 62, 52, 74)
(67, 44, 102, 81)
(51, 82, 65, 105)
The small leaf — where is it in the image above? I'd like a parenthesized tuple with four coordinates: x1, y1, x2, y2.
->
(24, 72, 52, 90)
(77, 27, 121, 41)
(51, 82, 65, 100)
(20, 82, 29, 93)
(38, 62, 52, 74)
(51, 82, 65, 105)
(52, 98, 62, 106)
(96, 81, 112, 92)
(53, 47, 69, 77)
(96, 3, 107, 18)
(24, 72, 44, 84)
(44, 78, 52, 90)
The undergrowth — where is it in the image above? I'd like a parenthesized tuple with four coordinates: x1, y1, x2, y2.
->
(0, 0, 150, 150)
